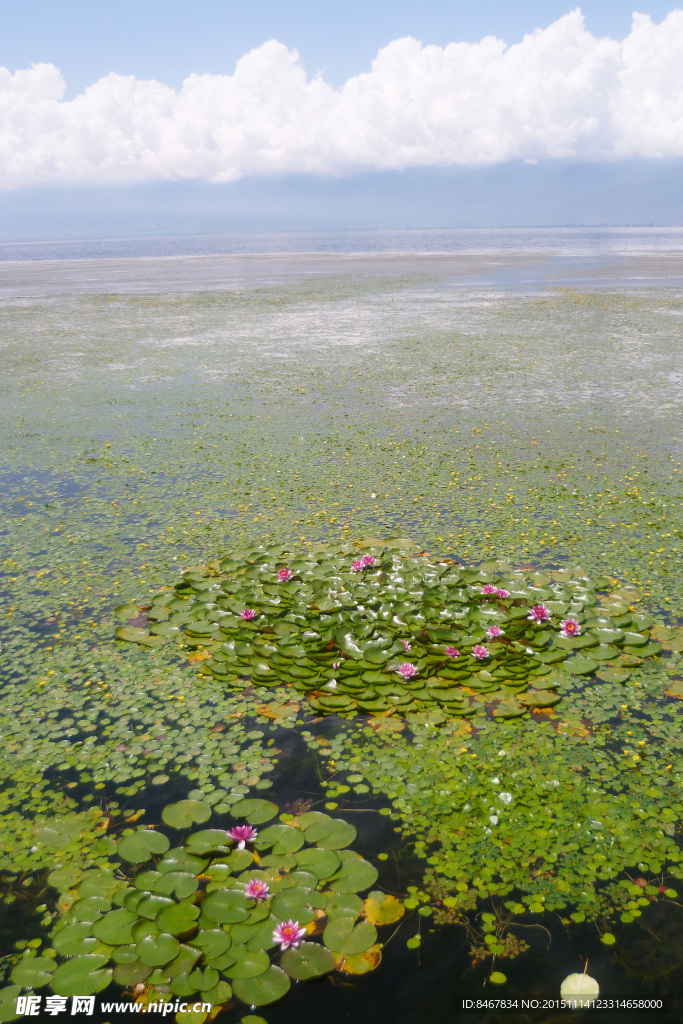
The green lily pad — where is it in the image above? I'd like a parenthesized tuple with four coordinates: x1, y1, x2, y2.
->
(155, 872, 200, 899)
(92, 908, 138, 945)
(70, 896, 111, 922)
(596, 667, 631, 683)
(51, 955, 113, 997)
(257, 823, 306, 854)
(10, 957, 55, 988)
(162, 800, 211, 829)
(281, 941, 335, 980)
(115, 625, 152, 643)
(304, 817, 357, 850)
(156, 903, 200, 936)
(232, 966, 291, 1007)
(329, 851, 378, 893)
(52, 923, 101, 957)
(231, 798, 279, 824)
(563, 656, 597, 675)
(191, 929, 232, 959)
(324, 893, 364, 919)
(158, 849, 210, 875)
(270, 889, 316, 924)
(118, 830, 170, 863)
(113, 961, 153, 986)
(323, 916, 377, 954)
(227, 949, 271, 980)
(202, 889, 252, 925)
(295, 847, 341, 880)
(185, 830, 232, 855)
(137, 932, 181, 967)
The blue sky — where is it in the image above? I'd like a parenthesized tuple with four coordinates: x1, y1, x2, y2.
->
(2, 0, 678, 94)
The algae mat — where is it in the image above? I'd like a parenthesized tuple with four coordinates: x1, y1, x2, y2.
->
(1, 262, 682, 1019)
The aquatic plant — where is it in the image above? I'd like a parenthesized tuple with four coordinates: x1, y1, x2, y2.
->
(117, 538, 662, 721)
(4, 800, 399, 1017)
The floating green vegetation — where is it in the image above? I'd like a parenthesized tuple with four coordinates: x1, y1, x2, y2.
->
(4, 800, 399, 1019)
(309, 698, 683, 939)
(117, 539, 662, 720)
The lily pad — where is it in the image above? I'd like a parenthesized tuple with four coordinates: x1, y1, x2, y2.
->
(232, 966, 291, 1007)
(162, 800, 211, 829)
(91, 909, 138, 945)
(136, 932, 181, 967)
(363, 892, 405, 925)
(323, 917, 377, 955)
(118, 830, 170, 863)
(231, 798, 279, 824)
(226, 949, 271, 980)
(51, 956, 113, 997)
(10, 957, 55, 988)
(295, 847, 341, 880)
(156, 903, 200, 936)
(281, 942, 335, 980)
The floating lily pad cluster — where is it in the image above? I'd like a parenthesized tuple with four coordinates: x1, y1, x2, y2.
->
(6, 798, 398, 1017)
(117, 539, 661, 719)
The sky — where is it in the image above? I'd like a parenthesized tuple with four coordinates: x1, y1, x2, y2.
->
(3, 1, 678, 95)
(1, 1, 682, 229)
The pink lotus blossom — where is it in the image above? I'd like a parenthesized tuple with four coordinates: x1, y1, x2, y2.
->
(481, 585, 497, 595)
(361, 555, 376, 567)
(227, 825, 258, 849)
(278, 568, 292, 581)
(396, 662, 418, 680)
(402, 639, 411, 651)
(496, 588, 510, 599)
(472, 645, 490, 660)
(240, 609, 257, 620)
(445, 646, 460, 658)
(351, 560, 363, 572)
(559, 618, 581, 638)
(527, 604, 551, 624)
(273, 919, 307, 951)
(486, 625, 505, 639)
(244, 878, 270, 901)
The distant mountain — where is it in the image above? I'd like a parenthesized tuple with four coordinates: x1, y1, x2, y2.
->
(1, 161, 682, 240)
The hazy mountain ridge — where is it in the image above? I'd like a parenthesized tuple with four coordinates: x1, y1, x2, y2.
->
(1, 161, 682, 241)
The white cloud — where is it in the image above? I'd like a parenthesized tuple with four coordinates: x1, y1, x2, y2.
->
(1, 9, 683, 188)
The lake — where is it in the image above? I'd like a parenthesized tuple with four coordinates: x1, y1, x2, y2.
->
(0, 229, 681, 1022)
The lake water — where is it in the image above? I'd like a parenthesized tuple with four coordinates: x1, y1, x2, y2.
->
(2, 227, 683, 297)
(1, 228, 682, 1023)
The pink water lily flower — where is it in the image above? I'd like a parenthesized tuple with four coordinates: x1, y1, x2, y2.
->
(397, 662, 418, 680)
(244, 879, 270, 901)
(527, 604, 551, 624)
(402, 639, 411, 651)
(351, 560, 363, 572)
(496, 588, 510, 599)
(240, 609, 257, 620)
(472, 645, 489, 660)
(227, 825, 258, 849)
(361, 554, 376, 567)
(278, 568, 293, 581)
(559, 618, 581, 638)
(445, 646, 460, 658)
(481, 585, 497, 595)
(486, 625, 505, 639)
(273, 919, 307, 951)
